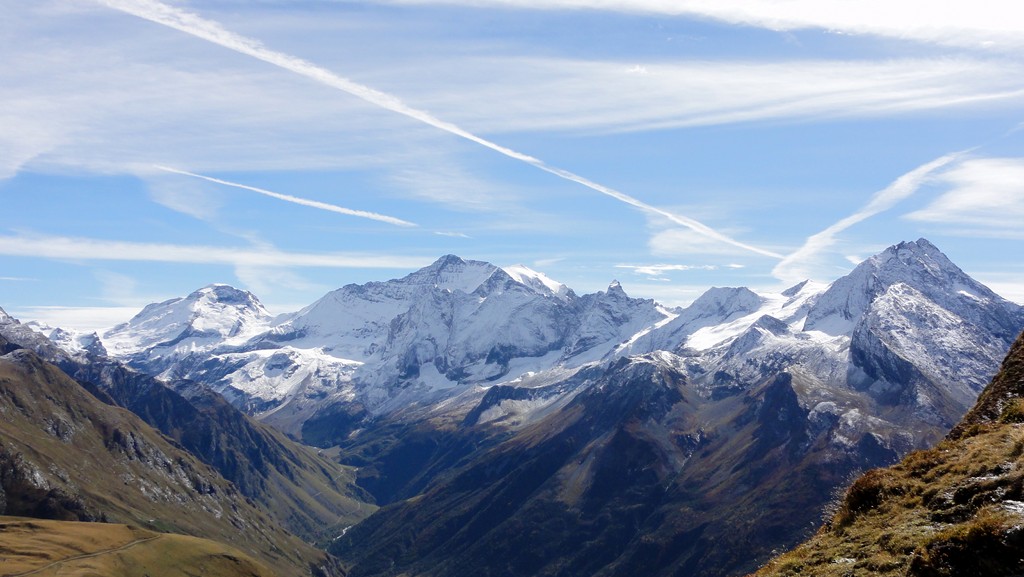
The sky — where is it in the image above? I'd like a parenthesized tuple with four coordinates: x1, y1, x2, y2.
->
(2, 0, 1024, 331)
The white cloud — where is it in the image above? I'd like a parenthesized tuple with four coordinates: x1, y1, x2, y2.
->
(398, 57, 1024, 135)
(616, 263, 718, 277)
(93, 0, 782, 259)
(382, 0, 1024, 51)
(0, 232, 433, 270)
(147, 175, 224, 220)
(387, 162, 524, 213)
(648, 227, 765, 257)
(905, 157, 1024, 235)
(772, 152, 963, 283)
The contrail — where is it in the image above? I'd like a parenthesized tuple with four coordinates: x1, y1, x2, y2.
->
(154, 165, 417, 227)
(98, 0, 782, 259)
(772, 151, 964, 283)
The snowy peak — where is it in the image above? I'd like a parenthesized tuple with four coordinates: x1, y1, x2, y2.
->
(804, 238, 1012, 336)
(681, 286, 764, 326)
(502, 264, 573, 301)
(104, 283, 271, 355)
(402, 255, 500, 294)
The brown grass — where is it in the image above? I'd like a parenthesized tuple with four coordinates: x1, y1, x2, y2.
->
(0, 516, 275, 577)
(750, 424, 1024, 577)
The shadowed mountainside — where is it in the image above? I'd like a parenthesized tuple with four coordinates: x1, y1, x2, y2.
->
(751, 330, 1024, 577)
(0, 335, 344, 577)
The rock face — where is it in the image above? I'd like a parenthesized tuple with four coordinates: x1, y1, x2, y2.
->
(21, 239, 1024, 577)
(0, 343, 345, 577)
(750, 330, 1024, 577)
(100, 256, 672, 438)
(0, 308, 372, 547)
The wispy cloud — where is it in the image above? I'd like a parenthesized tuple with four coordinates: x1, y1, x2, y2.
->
(0, 232, 432, 270)
(772, 152, 964, 283)
(648, 227, 771, 257)
(96, 0, 780, 259)
(434, 231, 471, 238)
(6, 306, 142, 333)
(616, 263, 718, 277)
(386, 161, 523, 213)
(905, 157, 1024, 236)
(155, 165, 417, 227)
(389, 57, 1024, 135)
(147, 174, 224, 220)
(383, 0, 1024, 51)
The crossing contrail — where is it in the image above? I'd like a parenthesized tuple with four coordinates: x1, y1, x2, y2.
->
(154, 165, 417, 227)
(99, 0, 782, 258)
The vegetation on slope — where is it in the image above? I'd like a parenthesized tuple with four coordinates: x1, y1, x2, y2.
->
(751, 331, 1024, 577)
(0, 516, 275, 577)
(0, 344, 344, 576)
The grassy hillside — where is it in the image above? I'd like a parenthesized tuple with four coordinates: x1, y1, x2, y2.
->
(751, 331, 1024, 577)
(0, 344, 344, 576)
(0, 310, 374, 543)
(0, 516, 275, 577)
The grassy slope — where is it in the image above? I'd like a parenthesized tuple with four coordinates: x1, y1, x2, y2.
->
(0, 516, 275, 577)
(0, 349, 342, 577)
(750, 331, 1024, 577)
(66, 354, 375, 544)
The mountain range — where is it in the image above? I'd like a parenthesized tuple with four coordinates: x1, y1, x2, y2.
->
(3, 238, 1023, 577)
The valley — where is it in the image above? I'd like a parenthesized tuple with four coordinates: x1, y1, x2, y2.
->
(2, 239, 1022, 577)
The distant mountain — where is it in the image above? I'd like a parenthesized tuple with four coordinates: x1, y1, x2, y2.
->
(320, 240, 1024, 577)
(0, 307, 373, 546)
(29, 239, 1024, 577)
(0, 335, 344, 577)
(750, 329, 1024, 577)
(102, 256, 672, 440)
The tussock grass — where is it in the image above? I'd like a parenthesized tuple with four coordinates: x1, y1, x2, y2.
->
(751, 424, 1024, 577)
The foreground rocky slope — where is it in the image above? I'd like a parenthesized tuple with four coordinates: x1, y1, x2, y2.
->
(751, 330, 1024, 577)
(0, 334, 344, 576)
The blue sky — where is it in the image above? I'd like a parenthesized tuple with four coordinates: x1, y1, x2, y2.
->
(2, 0, 1023, 331)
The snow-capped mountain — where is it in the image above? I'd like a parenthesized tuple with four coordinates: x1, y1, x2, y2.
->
(105, 283, 273, 361)
(322, 241, 1024, 577)
(96, 256, 672, 431)
(9, 239, 1024, 577)
(89, 242, 1023, 442)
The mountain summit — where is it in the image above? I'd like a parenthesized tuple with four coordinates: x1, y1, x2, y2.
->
(9, 240, 1024, 577)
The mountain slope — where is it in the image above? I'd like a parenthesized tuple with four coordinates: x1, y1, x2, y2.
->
(102, 255, 670, 440)
(0, 516, 276, 577)
(750, 330, 1024, 577)
(326, 240, 1024, 577)
(1, 308, 373, 544)
(331, 354, 913, 577)
(25, 240, 1024, 577)
(0, 339, 343, 576)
